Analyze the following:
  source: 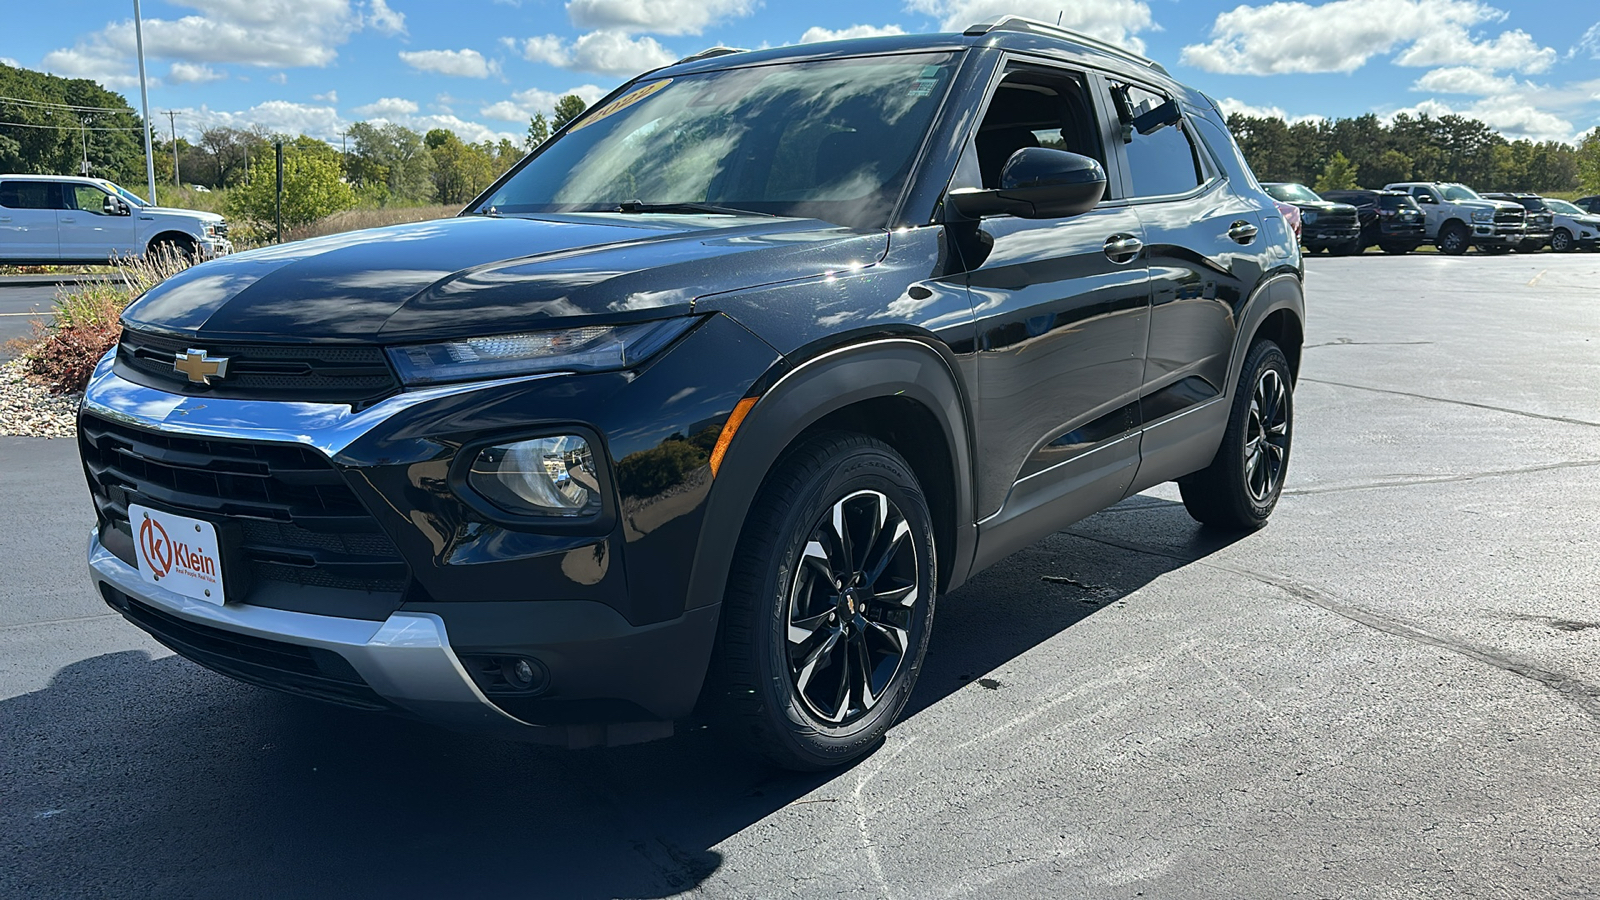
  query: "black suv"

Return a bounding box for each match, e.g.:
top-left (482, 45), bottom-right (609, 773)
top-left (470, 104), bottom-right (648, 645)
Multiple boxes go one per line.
top-left (1317, 189), bottom-right (1426, 254)
top-left (80, 18), bottom-right (1303, 770)
top-left (1262, 183), bottom-right (1362, 255)
top-left (1482, 193), bottom-right (1555, 253)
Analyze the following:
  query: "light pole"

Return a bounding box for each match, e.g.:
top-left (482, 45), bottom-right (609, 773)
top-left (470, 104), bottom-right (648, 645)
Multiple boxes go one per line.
top-left (134, 0), bottom-right (157, 205)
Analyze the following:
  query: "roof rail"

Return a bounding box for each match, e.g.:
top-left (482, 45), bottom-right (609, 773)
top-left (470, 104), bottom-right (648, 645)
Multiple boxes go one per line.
top-left (964, 16), bottom-right (1167, 74)
top-left (674, 46), bottom-right (748, 66)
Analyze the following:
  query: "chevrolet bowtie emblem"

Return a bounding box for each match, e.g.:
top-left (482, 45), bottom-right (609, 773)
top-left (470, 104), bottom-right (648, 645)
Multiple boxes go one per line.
top-left (173, 348), bottom-right (229, 385)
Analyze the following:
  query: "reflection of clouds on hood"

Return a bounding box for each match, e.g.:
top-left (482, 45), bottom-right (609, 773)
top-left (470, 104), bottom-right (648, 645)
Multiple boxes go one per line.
top-left (609, 288), bottom-right (694, 312)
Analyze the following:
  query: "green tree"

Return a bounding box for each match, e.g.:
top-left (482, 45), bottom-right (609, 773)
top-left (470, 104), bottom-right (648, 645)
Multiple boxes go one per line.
top-left (1366, 149), bottom-right (1413, 188)
top-left (226, 140), bottom-right (356, 235)
top-left (1577, 128), bottom-right (1600, 194)
top-left (526, 113), bottom-right (550, 150)
top-left (1313, 151), bottom-right (1360, 193)
top-left (424, 128), bottom-right (496, 204)
top-left (0, 60), bottom-right (146, 186)
top-left (552, 94), bottom-right (588, 131)
top-left (345, 121), bottom-right (432, 203)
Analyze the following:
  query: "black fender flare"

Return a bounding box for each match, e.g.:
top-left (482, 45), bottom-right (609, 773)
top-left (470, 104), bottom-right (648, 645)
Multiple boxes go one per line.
top-left (1223, 272), bottom-right (1305, 399)
top-left (684, 337), bottom-right (978, 612)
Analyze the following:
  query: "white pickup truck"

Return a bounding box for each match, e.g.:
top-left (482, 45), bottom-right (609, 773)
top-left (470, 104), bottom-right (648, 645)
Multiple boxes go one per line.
top-left (1383, 181), bottom-right (1525, 255)
top-left (0, 174), bottom-right (232, 265)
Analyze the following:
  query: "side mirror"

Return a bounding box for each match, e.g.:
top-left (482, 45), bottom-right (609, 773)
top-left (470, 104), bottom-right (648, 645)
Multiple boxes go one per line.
top-left (1130, 99), bottom-right (1182, 136)
top-left (104, 196), bottom-right (130, 216)
top-left (948, 148), bottom-right (1106, 220)
top-left (1416, 195), bottom-right (1436, 205)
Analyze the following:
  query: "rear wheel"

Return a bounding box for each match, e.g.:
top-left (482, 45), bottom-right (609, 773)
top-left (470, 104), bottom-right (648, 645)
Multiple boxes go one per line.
top-left (1517, 239), bottom-right (1545, 253)
top-left (1551, 229), bottom-right (1574, 253)
top-left (1330, 238), bottom-right (1362, 256)
top-left (1379, 242), bottom-right (1414, 255)
top-left (713, 432), bottom-right (937, 770)
top-left (1437, 224), bottom-right (1470, 255)
top-left (1179, 341), bottom-right (1293, 531)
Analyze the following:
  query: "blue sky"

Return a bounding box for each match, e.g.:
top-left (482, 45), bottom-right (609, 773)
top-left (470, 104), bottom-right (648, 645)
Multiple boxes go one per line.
top-left (7, 1), bottom-right (1599, 145)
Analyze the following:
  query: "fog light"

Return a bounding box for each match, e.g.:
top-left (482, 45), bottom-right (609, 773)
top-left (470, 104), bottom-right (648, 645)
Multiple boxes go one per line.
top-left (469, 435), bottom-right (601, 517)
top-left (511, 659), bottom-right (535, 686)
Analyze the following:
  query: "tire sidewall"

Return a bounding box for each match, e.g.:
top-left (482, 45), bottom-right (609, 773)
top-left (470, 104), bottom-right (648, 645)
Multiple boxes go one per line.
top-left (754, 444), bottom-right (937, 766)
top-left (1232, 343), bottom-right (1293, 524)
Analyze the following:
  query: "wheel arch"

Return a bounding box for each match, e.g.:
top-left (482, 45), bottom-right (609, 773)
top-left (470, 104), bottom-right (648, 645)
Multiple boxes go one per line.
top-left (1228, 273), bottom-right (1305, 397)
top-left (686, 338), bottom-right (978, 614)
top-left (146, 230), bottom-right (198, 255)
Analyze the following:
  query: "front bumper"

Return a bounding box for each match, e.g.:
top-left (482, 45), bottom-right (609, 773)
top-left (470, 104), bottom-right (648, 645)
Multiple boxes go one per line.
top-left (198, 236), bottom-right (233, 259)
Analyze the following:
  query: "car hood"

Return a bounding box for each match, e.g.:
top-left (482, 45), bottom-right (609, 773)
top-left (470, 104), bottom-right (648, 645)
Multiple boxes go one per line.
top-left (140, 206), bottom-right (224, 223)
top-left (122, 214), bottom-right (887, 343)
top-left (1288, 201), bottom-right (1357, 215)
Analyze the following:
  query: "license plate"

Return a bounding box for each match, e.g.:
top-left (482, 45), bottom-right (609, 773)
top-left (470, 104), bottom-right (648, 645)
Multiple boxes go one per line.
top-left (130, 504), bottom-right (226, 605)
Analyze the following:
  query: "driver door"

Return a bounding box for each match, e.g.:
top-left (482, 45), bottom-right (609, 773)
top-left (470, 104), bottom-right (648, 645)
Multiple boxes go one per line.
top-left (59, 183), bottom-right (138, 262)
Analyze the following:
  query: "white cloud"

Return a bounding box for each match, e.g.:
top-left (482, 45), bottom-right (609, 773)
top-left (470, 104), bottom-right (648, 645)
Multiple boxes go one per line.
top-left (1573, 22), bottom-right (1600, 59)
top-left (1217, 97), bottom-right (1325, 125)
top-left (352, 96), bottom-right (420, 117)
top-left (513, 31), bottom-right (676, 77)
top-left (313, 90), bottom-right (338, 102)
top-left (1387, 94), bottom-right (1576, 143)
top-left (1182, 0), bottom-right (1555, 76)
top-left (175, 99), bottom-right (346, 141)
top-left (1412, 66), bottom-right (1517, 95)
top-left (480, 84), bottom-right (609, 121)
top-left (167, 62), bottom-right (227, 84)
top-left (566, 0), bottom-right (755, 36)
top-left (270, 72), bottom-right (289, 85)
top-left (905, 0), bottom-right (1154, 54)
top-left (405, 113), bottom-right (519, 144)
top-left (399, 48), bottom-right (499, 78)
top-left (0, 58), bottom-right (19, 69)
top-left (800, 24), bottom-right (906, 44)
top-left (367, 0), bottom-right (406, 36)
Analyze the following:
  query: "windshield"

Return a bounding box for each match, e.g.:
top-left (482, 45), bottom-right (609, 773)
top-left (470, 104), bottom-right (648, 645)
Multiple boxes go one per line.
top-left (474, 53), bottom-right (958, 229)
top-left (1547, 198), bottom-right (1583, 215)
top-left (1265, 183), bottom-right (1321, 203)
top-left (1378, 194), bottom-right (1417, 210)
top-left (1440, 184), bottom-right (1481, 202)
top-left (104, 183), bottom-right (147, 207)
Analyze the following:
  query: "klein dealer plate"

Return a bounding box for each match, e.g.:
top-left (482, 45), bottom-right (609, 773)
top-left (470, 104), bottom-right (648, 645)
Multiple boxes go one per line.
top-left (130, 503), bottom-right (226, 606)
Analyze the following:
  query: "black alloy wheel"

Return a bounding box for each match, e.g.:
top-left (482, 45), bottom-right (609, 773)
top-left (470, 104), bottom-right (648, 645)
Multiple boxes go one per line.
top-left (1438, 224), bottom-right (1470, 255)
top-left (1179, 340), bottom-right (1294, 530)
top-left (713, 432), bottom-right (936, 770)
top-left (1552, 229), bottom-right (1573, 253)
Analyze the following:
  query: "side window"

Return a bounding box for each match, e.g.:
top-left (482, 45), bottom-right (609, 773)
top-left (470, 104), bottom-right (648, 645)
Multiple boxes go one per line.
top-left (0, 181), bottom-right (65, 210)
top-left (68, 185), bottom-right (114, 215)
top-left (1111, 83), bottom-right (1204, 198)
top-left (959, 66), bottom-right (1107, 194)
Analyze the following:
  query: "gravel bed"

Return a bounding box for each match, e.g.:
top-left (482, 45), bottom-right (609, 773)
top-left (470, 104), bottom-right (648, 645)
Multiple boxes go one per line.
top-left (0, 358), bottom-right (80, 438)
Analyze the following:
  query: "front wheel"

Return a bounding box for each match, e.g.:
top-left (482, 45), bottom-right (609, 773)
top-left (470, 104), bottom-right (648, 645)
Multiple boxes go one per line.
top-left (1551, 229), bottom-right (1573, 253)
top-left (1179, 341), bottom-right (1293, 531)
top-left (1437, 224), bottom-right (1470, 255)
top-left (713, 432), bottom-right (937, 770)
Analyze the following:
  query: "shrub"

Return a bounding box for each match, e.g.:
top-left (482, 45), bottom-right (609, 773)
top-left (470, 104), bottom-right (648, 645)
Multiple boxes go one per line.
top-left (24, 321), bottom-right (122, 394)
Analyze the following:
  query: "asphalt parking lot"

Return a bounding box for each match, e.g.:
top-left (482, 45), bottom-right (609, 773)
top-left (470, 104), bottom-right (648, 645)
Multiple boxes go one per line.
top-left (3, 252), bottom-right (1598, 899)
top-left (0, 283), bottom-right (62, 356)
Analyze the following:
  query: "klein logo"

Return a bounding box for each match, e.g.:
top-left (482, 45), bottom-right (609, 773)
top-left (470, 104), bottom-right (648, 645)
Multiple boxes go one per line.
top-left (138, 516), bottom-right (174, 577)
top-left (173, 348), bottom-right (229, 385)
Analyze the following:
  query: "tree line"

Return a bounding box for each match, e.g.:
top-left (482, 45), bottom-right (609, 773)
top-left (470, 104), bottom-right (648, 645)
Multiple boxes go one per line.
top-left (1226, 111), bottom-right (1600, 195)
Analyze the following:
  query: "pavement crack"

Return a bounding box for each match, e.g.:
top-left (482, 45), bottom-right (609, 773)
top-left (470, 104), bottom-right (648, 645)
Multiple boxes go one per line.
top-left (1282, 459), bottom-right (1600, 496)
top-left (1300, 377), bottom-right (1600, 428)
top-left (0, 613), bottom-right (119, 632)
top-left (1061, 530), bottom-right (1600, 728)
top-left (1304, 338), bottom-right (1434, 349)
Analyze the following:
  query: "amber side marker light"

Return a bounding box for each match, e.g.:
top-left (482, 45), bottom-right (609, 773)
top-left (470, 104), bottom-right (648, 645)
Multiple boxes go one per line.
top-left (709, 397), bottom-right (759, 476)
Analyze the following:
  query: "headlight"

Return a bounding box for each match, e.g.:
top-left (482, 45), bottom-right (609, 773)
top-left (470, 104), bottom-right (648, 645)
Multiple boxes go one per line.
top-left (387, 318), bottom-right (697, 385)
top-left (1471, 210), bottom-right (1494, 223)
top-left (468, 435), bottom-right (601, 517)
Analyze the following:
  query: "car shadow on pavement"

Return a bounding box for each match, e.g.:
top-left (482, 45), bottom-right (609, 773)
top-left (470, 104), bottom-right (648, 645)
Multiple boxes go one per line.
top-left (2, 496), bottom-right (1240, 899)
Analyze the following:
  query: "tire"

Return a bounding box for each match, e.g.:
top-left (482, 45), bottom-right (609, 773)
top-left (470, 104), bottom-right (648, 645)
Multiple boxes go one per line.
top-left (1437, 224), bottom-right (1470, 255)
top-left (712, 432), bottom-right (937, 770)
top-left (1517, 239), bottom-right (1544, 254)
top-left (1484, 245), bottom-right (1512, 255)
top-left (1379, 242), bottom-right (1414, 255)
top-left (1551, 229), bottom-right (1574, 253)
top-left (147, 236), bottom-right (196, 264)
top-left (1330, 238), bottom-right (1361, 256)
top-left (1178, 341), bottom-right (1293, 531)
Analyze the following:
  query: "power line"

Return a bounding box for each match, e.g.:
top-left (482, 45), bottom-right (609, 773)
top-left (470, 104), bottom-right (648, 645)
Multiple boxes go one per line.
top-left (0, 119), bottom-right (143, 131)
top-left (0, 95), bottom-right (132, 113)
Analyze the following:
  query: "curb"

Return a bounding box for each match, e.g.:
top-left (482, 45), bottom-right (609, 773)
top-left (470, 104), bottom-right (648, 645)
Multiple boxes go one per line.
top-left (0, 274), bottom-right (119, 287)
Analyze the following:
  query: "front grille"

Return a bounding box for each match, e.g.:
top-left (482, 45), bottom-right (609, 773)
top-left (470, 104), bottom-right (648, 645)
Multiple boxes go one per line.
top-left (101, 584), bottom-right (391, 711)
top-left (1321, 210), bottom-right (1358, 227)
top-left (115, 328), bottom-right (399, 406)
top-left (1494, 209), bottom-right (1525, 233)
top-left (81, 414), bottom-right (409, 594)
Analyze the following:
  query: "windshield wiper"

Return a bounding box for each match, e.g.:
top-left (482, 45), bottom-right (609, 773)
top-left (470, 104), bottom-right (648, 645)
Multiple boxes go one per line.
top-left (613, 200), bottom-right (777, 217)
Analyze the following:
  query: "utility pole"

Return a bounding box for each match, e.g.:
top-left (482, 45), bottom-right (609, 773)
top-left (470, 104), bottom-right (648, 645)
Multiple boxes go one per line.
top-left (133, 0), bottom-right (157, 205)
top-left (164, 110), bottom-right (180, 188)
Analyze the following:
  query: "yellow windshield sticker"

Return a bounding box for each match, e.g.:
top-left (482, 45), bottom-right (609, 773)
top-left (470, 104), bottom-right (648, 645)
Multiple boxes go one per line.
top-left (568, 79), bottom-right (673, 133)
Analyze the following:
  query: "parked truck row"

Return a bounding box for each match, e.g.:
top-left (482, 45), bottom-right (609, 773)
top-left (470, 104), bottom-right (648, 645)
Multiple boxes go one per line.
top-left (1263, 181), bottom-right (1600, 256)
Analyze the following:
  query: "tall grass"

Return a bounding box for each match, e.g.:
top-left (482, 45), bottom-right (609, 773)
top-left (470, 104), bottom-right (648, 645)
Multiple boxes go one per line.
top-left (281, 204), bottom-right (459, 242)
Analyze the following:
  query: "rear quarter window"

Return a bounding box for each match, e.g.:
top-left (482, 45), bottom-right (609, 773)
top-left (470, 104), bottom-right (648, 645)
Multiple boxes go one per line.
top-left (0, 181), bottom-right (63, 210)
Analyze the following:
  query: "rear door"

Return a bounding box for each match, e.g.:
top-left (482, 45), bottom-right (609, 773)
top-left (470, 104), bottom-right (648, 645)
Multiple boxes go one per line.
top-left (59, 182), bottom-right (139, 262)
top-left (1112, 80), bottom-right (1266, 493)
top-left (0, 180), bottom-right (63, 261)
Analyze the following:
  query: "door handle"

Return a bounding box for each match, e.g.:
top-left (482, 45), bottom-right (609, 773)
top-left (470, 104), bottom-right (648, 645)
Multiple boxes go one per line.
top-left (1228, 220), bottom-right (1258, 244)
top-left (1104, 233), bottom-right (1143, 263)
top-left (59, 216), bottom-right (77, 224)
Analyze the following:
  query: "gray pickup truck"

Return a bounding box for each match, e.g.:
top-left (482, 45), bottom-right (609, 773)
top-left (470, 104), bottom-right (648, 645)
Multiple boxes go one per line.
top-left (1384, 181), bottom-right (1525, 255)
